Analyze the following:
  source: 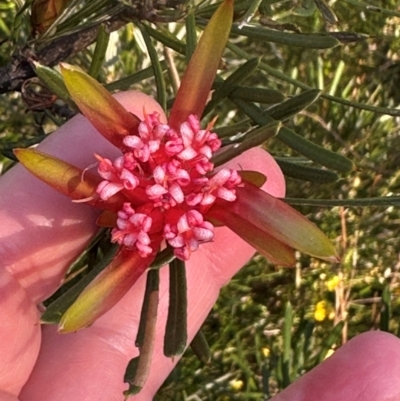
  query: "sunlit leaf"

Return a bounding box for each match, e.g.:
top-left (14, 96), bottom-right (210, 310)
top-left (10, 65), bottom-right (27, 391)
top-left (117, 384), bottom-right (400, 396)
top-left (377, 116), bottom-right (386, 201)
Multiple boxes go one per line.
top-left (61, 63), bottom-right (141, 148)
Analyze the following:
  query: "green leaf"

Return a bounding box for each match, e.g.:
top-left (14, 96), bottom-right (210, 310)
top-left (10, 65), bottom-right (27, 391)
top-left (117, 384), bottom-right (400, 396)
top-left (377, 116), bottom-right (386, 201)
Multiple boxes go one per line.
top-left (33, 62), bottom-right (77, 110)
top-left (293, 0), bottom-right (316, 17)
top-left (318, 321), bottom-right (345, 362)
top-left (138, 23), bottom-right (167, 112)
top-left (164, 258), bottom-right (188, 357)
top-left (144, 23), bottom-right (186, 54)
top-left (135, 269), bottom-right (160, 348)
top-left (228, 86), bottom-right (285, 104)
top-left (88, 24), bottom-right (110, 79)
top-left (185, 9), bottom-right (197, 62)
top-left (277, 127), bottom-right (353, 173)
top-left (266, 89), bottom-right (322, 121)
top-left (314, 0), bottom-right (338, 24)
top-left (283, 196), bottom-right (400, 207)
top-left (227, 41), bottom-right (400, 117)
top-left (105, 62), bottom-right (167, 92)
top-left (203, 57), bottom-right (260, 116)
top-left (190, 329), bottom-right (211, 364)
top-left (230, 24), bottom-right (339, 49)
top-left (212, 119), bottom-right (280, 167)
top-left (380, 286), bottom-right (391, 332)
top-left (124, 269), bottom-right (160, 396)
top-left (282, 302), bottom-right (293, 387)
top-left (276, 158), bottom-right (339, 183)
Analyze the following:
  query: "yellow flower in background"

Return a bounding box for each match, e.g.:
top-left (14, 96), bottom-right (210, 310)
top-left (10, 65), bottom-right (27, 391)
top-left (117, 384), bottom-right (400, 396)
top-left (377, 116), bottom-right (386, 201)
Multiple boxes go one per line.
top-left (326, 275), bottom-right (340, 291)
top-left (262, 347), bottom-right (271, 357)
top-left (229, 379), bottom-right (244, 391)
top-left (314, 300), bottom-right (328, 321)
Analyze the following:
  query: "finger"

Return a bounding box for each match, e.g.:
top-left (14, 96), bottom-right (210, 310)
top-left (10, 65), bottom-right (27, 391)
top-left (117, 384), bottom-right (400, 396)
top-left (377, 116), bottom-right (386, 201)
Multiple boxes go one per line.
top-left (271, 331), bottom-right (400, 401)
top-left (20, 148), bottom-right (285, 400)
top-left (0, 269), bottom-right (40, 396)
top-left (0, 390), bottom-right (19, 401)
top-left (0, 91), bottom-right (164, 396)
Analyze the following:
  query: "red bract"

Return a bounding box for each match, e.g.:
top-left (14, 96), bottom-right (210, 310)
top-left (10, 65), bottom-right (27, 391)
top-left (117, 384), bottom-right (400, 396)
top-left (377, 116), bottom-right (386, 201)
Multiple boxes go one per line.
top-left (14, 0), bottom-right (338, 333)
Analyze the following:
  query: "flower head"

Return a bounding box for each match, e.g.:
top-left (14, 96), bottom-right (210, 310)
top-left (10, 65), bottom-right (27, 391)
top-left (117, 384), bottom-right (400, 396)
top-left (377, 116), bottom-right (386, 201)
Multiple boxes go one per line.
top-left (14, 0), bottom-right (338, 335)
top-left (94, 110), bottom-right (241, 261)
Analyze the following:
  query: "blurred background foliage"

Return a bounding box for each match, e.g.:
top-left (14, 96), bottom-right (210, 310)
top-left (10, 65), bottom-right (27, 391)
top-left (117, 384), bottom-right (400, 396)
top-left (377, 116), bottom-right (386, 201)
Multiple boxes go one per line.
top-left (1, 0), bottom-right (400, 399)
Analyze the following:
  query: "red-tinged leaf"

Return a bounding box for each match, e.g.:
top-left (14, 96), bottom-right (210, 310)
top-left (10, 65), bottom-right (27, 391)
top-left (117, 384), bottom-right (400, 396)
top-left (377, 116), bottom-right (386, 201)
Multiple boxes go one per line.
top-left (169, 0), bottom-right (233, 128)
top-left (59, 248), bottom-right (154, 333)
top-left (60, 64), bottom-right (141, 148)
top-left (208, 205), bottom-right (296, 266)
top-left (14, 148), bottom-right (125, 211)
top-left (239, 170), bottom-right (267, 188)
top-left (218, 182), bottom-right (339, 262)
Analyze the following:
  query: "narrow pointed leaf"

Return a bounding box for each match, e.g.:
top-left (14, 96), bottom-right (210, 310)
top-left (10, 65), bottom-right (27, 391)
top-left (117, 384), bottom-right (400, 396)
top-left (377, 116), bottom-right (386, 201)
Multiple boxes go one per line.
top-left (228, 85), bottom-right (285, 104)
top-left (60, 64), bottom-right (141, 148)
top-left (276, 158), bottom-right (339, 183)
top-left (124, 269), bottom-right (160, 396)
top-left (267, 89), bottom-right (321, 121)
top-left (138, 23), bottom-right (167, 111)
top-left (14, 148), bottom-right (125, 211)
top-left (277, 127), bottom-right (354, 173)
top-left (190, 329), bottom-right (211, 364)
top-left (185, 9), bottom-right (197, 62)
top-left (230, 24), bottom-right (339, 49)
top-left (164, 258), bottom-right (187, 357)
top-left (314, 0), bottom-right (338, 24)
top-left (208, 205), bottom-right (296, 266)
top-left (149, 246), bottom-right (175, 270)
top-left (203, 57), bottom-right (260, 116)
top-left (88, 25), bottom-right (110, 80)
top-left (33, 62), bottom-right (77, 110)
top-left (135, 269), bottom-right (160, 348)
top-left (213, 119), bottom-right (280, 167)
top-left (219, 182), bottom-right (338, 262)
top-left (59, 248), bottom-right (154, 333)
top-left (169, 0), bottom-right (233, 128)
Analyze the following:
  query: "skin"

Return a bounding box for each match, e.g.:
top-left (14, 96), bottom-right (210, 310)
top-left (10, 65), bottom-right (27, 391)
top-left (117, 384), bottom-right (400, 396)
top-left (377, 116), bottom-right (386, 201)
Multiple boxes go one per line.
top-left (0, 91), bottom-right (399, 401)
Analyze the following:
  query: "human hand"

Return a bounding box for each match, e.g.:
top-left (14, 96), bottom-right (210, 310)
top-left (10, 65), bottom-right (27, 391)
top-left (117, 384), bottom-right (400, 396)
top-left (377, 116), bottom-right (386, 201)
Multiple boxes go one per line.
top-left (1, 91), bottom-right (399, 401)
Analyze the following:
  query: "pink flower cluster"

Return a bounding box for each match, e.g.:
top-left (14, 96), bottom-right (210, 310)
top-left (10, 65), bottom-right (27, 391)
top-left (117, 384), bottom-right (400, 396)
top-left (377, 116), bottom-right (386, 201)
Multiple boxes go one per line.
top-left (95, 112), bottom-right (241, 260)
